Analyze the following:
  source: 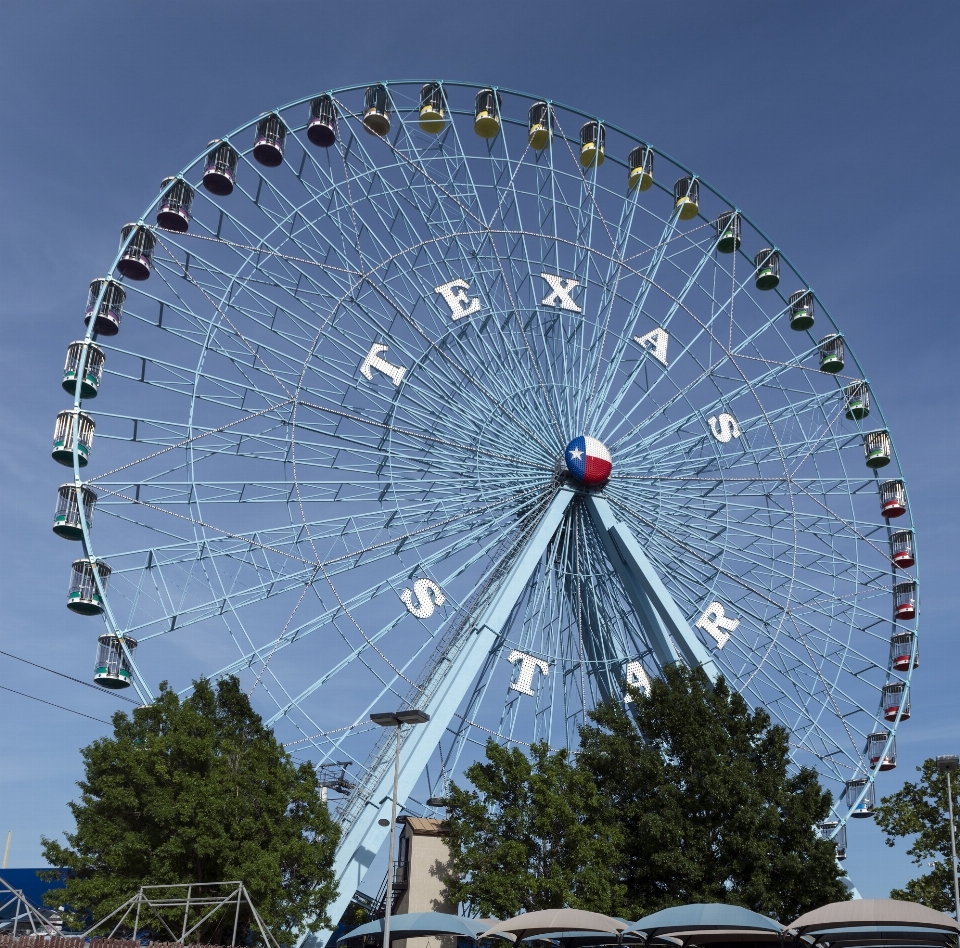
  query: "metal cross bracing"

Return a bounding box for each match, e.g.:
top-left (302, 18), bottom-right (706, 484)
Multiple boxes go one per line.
top-left (57, 80), bottom-right (916, 936)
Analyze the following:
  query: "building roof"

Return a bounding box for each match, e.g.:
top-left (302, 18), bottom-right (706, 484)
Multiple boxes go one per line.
top-left (402, 816), bottom-right (446, 836)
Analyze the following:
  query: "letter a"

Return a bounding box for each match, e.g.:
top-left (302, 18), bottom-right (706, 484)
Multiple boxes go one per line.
top-left (634, 328), bottom-right (669, 366)
top-left (624, 660), bottom-right (651, 701)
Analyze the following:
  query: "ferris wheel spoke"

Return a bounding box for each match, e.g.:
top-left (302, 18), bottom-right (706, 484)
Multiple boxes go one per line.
top-left (258, 496), bottom-right (556, 724)
top-left (579, 187), bottom-right (655, 428)
top-left (113, 488), bottom-right (519, 644)
top-left (213, 509), bottom-right (529, 710)
top-left (589, 229), bottom-right (726, 429)
top-left (150, 235), bottom-right (328, 403)
top-left (358, 274), bottom-right (562, 455)
top-left (621, 488), bottom-right (889, 617)
top-left (603, 331), bottom-right (820, 453)
top-left (614, 382), bottom-right (855, 477)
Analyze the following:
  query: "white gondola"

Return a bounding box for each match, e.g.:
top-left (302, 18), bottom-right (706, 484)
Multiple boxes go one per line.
top-left (879, 479), bottom-right (906, 518)
top-left (863, 429), bottom-right (891, 468)
top-left (53, 484), bottom-right (97, 540)
top-left (754, 248), bottom-right (780, 290)
top-left (890, 630), bottom-right (918, 672)
top-left (844, 381), bottom-right (871, 420)
top-left (253, 113), bottom-right (287, 166)
top-left (116, 224), bottom-right (155, 281)
top-left (67, 558), bottom-right (111, 615)
top-left (867, 730), bottom-right (896, 771)
top-left (52, 409), bottom-right (95, 467)
top-left (882, 682), bottom-right (910, 722)
top-left (62, 341), bottom-right (105, 399)
top-left (157, 177), bottom-right (194, 232)
top-left (307, 95), bottom-right (337, 147)
top-left (203, 139), bottom-right (239, 195)
top-left (674, 176), bottom-right (699, 220)
top-left (94, 634), bottom-right (137, 689)
top-left (893, 580), bottom-right (916, 620)
top-left (419, 82), bottom-right (447, 134)
top-left (788, 290), bottom-right (815, 331)
top-left (628, 144), bottom-right (654, 191)
top-left (845, 777), bottom-right (875, 818)
top-left (84, 278), bottom-right (125, 336)
top-left (818, 333), bottom-right (844, 373)
top-left (527, 101), bottom-right (553, 150)
top-left (819, 820), bottom-right (847, 860)
top-left (714, 211), bottom-right (741, 253)
top-left (363, 84), bottom-right (391, 136)
top-left (889, 529), bottom-right (915, 569)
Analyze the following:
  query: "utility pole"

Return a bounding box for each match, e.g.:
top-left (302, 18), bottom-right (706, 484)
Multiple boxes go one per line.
top-left (936, 755), bottom-right (960, 922)
top-left (370, 710), bottom-right (430, 948)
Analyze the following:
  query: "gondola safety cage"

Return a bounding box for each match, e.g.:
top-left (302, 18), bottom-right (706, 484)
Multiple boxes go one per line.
top-left (628, 145), bottom-right (654, 191)
top-left (203, 139), bottom-right (239, 195)
top-left (62, 341), bottom-right (105, 399)
top-left (419, 82), bottom-right (447, 134)
top-left (474, 88), bottom-right (502, 139)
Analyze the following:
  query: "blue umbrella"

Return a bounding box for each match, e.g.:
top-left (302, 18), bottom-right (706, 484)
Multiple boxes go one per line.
top-left (339, 913), bottom-right (511, 944)
top-left (627, 905), bottom-right (783, 938)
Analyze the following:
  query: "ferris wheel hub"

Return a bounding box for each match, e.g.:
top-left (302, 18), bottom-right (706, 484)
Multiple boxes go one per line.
top-left (564, 435), bottom-right (613, 486)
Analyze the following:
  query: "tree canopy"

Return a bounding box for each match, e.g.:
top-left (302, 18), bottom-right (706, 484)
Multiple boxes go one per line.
top-left (578, 665), bottom-right (848, 919)
top-left (445, 665), bottom-right (848, 920)
top-left (443, 740), bottom-right (622, 917)
top-left (41, 676), bottom-right (340, 945)
top-left (874, 758), bottom-right (959, 912)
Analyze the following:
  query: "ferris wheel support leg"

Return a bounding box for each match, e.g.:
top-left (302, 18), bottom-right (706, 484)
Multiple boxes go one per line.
top-left (585, 495), bottom-right (719, 683)
top-left (299, 487), bottom-right (576, 948)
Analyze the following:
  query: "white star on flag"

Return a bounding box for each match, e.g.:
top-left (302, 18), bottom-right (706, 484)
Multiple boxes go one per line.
top-left (569, 448), bottom-right (584, 460)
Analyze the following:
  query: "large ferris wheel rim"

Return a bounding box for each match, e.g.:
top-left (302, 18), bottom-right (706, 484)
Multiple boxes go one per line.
top-left (103, 77), bottom-right (894, 431)
top-left (67, 77), bottom-right (916, 839)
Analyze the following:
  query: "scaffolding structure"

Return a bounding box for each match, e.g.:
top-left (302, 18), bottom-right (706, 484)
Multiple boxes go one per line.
top-left (81, 881), bottom-right (278, 948)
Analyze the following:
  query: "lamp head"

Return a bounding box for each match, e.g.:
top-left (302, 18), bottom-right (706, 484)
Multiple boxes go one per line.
top-left (370, 709), bottom-right (431, 727)
top-left (936, 755), bottom-right (959, 773)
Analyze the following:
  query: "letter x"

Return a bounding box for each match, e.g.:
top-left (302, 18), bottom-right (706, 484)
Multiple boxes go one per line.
top-left (540, 273), bottom-right (582, 313)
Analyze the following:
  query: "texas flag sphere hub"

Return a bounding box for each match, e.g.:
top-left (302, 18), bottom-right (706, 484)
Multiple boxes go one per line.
top-left (565, 436), bottom-right (613, 486)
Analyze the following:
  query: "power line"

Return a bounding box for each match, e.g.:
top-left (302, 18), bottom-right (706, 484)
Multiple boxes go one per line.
top-left (0, 685), bottom-right (112, 725)
top-left (0, 649), bottom-right (139, 703)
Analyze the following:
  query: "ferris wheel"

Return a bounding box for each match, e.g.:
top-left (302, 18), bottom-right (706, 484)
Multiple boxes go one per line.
top-left (52, 80), bottom-right (917, 924)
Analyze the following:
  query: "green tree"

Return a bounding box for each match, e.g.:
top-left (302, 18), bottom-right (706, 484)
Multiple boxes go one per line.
top-left (443, 739), bottom-right (622, 917)
top-left (577, 665), bottom-right (848, 919)
top-left (874, 758), bottom-right (959, 912)
top-left (41, 677), bottom-right (340, 945)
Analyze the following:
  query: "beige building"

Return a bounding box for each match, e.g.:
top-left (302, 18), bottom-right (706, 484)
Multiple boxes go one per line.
top-left (393, 817), bottom-right (457, 948)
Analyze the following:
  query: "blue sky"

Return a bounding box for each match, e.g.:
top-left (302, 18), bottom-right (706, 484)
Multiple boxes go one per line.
top-left (1, 0), bottom-right (958, 904)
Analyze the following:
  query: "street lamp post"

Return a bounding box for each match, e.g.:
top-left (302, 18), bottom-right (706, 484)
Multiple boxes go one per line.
top-left (370, 709), bottom-right (430, 948)
top-left (937, 754), bottom-right (960, 921)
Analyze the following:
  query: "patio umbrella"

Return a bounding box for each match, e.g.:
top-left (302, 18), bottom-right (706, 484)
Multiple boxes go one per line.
top-left (339, 912), bottom-right (513, 944)
top-left (791, 924), bottom-right (960, 948)
top-left (627, 905), bottom-right (783, 939)
top-left (787, 901), bottom-right (960, 937)
top-left (482, 910), bottom-right (628, 943)
top-left (522, 930), bottom-right (647, 948)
